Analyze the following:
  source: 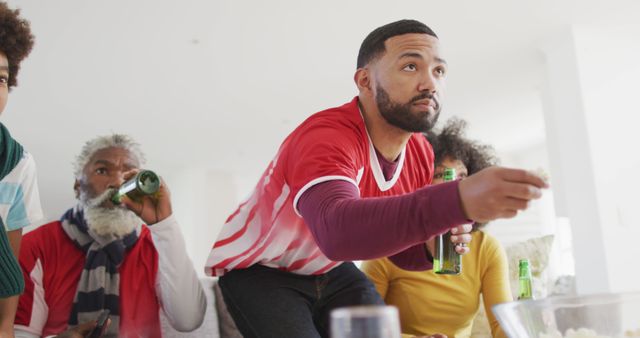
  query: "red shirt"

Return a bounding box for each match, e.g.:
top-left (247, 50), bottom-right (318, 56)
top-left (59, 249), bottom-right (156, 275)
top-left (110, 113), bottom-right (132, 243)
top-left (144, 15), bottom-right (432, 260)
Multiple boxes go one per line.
top-left (15, 221), bottom-right (161, 338)
top-left (205, 97), bottom-right (435, 276)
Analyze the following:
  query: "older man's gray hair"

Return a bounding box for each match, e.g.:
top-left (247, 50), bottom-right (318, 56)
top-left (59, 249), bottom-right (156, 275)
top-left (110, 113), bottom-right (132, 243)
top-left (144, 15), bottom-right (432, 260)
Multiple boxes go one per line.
top-left (73, 134), bottom-right (146, 179)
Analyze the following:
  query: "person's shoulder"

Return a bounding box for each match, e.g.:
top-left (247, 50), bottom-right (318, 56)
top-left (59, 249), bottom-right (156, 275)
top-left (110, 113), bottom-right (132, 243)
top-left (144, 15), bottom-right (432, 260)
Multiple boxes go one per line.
top-left (23, 220), bottom-right (64, 243)
top-left (24, 220), bottom-right (62, 234)
top-left (15, 151), bottom-right (36, 172)
top-left (362, 257), bottom-right (391, 270)
top-left (409, 132), bottom-right (430, 145)
top-left (475, 230), bottom-right (507, 260)
top-left (476, 230), bottom-right (501, 247)
top-left (20, 150), bottom-right (36, 165)
top-left (135, 224), bottom-right (161, 254)
top-left (407, 133), bottom-right (433, 157)
top-left (21, 220), bottom-right (66, 260)
top-left (21, 152), bottom-right (37, 174)
top-left (282, 97), bottom-right (367, 162)
top-left (361, 257), bottom-right (396, 277)
top-left (294, 98), bottom-right (364, 137)
top-left (1, 151), bottom-right (36, 183)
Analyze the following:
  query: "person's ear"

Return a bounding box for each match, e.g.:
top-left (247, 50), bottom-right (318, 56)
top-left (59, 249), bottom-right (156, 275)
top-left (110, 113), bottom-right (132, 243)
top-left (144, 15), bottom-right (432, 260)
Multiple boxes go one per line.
top-left (73, 179), bottom-right (80, 199)
top-left (354, 68), bottom-right (373, 95)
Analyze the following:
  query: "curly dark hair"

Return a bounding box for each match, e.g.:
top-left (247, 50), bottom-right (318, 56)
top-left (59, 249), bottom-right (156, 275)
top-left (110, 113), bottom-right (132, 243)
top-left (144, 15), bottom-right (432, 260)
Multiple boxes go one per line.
top-left (425, 118), bottom-right (498, 175)
top-left (0, 1), bottom-right (34, 88)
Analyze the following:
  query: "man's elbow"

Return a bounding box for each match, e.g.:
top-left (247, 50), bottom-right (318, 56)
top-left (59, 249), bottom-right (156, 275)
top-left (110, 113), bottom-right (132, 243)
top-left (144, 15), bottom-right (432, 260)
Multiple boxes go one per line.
top-left (323, 250), bottom-right (344, 262)
top-left (312, 224), bottom-right (361, 261)
top-left (168, 294), bottom-right (207, 332)
top-left (317, 240), bottom-right (357, 261)
top-left (172, 317), bottom-right (204, 333)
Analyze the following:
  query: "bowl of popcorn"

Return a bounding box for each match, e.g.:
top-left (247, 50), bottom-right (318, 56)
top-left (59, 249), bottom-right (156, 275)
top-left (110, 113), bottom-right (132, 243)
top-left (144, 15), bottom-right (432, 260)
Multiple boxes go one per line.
top-left (493, 292), bottom-right (640, 338)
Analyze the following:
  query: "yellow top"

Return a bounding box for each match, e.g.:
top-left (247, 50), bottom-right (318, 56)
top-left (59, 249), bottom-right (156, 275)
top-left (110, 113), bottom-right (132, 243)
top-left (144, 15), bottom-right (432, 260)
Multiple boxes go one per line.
top-left (362, 231), bottom-right (511, 338)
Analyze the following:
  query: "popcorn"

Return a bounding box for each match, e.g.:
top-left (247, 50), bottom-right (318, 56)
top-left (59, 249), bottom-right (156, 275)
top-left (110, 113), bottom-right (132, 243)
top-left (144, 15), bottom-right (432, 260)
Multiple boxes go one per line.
top-left (564, 328), bottom-right (612, 338)
top-left (530, 167), bottom-right (550, 184)
top-left (539, 328), bottom-right (640, 338)
top-left (626, 329), bottom-right (640, 337)
top-left (539, 330), bottom-right (564, 338)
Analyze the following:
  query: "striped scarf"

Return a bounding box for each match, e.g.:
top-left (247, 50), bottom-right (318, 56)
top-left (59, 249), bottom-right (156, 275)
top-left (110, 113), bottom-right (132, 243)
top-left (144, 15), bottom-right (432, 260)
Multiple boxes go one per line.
top-left (60, 206), bottom-right (140, 337)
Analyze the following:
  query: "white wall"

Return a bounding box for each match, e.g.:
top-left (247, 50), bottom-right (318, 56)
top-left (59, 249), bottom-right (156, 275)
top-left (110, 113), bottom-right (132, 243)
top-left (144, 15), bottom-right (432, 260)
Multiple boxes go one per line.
top-left (574, 24), bottom-right (640, 293)
top-left (542, 24), bottom-right (640, 294)
top-left (165, 168), bottom-right (240, 276)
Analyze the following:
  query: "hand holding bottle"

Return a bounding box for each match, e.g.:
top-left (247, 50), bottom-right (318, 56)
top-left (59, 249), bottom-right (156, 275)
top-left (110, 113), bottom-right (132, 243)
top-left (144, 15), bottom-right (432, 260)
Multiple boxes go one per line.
top-left (433, 168), bottom-right (466, 274)
top-left (458, 167), bottom-right (548, 223)
top-left (426, 224), bottom-right (472, 257)
top-left (118, 169), bottom-right (172, 225)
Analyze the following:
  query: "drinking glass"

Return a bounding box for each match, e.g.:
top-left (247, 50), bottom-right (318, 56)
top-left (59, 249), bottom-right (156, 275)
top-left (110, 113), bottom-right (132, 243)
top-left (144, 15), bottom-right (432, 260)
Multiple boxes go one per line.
top-left (330, 305), bottom-right (401, 338)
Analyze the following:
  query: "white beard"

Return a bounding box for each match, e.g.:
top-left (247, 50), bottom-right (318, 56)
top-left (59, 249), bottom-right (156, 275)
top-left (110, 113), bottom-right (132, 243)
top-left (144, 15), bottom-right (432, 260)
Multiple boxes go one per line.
top-left (80, 188), bottom-right (141, 237)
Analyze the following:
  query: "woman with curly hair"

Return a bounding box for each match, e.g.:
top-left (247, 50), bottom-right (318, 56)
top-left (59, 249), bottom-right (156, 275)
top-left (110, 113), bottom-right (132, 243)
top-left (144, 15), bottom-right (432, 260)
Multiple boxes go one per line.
top-left (0, 2), bottom-right (42, 337)
top-left (362, 118), bottom-right (511, 338)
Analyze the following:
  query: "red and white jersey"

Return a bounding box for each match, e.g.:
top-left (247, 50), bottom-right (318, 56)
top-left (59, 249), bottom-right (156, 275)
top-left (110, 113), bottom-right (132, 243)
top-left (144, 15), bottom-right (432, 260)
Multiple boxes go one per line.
top-left (205, 97), bottom-right (434, 276)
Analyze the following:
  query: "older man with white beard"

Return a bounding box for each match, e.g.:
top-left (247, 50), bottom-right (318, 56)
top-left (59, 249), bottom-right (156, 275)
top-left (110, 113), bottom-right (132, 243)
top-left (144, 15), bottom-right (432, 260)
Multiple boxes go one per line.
top-left (12, 134), bottom-right (206, 338)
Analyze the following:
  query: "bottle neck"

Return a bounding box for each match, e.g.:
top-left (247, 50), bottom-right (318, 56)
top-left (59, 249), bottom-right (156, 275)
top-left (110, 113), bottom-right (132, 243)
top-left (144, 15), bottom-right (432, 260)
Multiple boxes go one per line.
top-left (518, 261), bottom-right (532, 279)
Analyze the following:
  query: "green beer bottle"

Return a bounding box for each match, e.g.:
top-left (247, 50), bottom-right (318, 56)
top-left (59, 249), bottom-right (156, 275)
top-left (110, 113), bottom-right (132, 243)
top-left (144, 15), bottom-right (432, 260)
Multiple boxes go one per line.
top-left (434, 168), bottom-right (462, 275)
top-left (111, 170), bottom-right (161, 205)
top-left (517, 259), bottom-right (534, 300)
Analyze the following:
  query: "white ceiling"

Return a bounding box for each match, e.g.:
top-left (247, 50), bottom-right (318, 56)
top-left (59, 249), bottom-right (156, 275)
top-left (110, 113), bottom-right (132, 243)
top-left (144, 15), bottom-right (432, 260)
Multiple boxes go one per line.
top-left (4, 0), bottom-right (640, 216)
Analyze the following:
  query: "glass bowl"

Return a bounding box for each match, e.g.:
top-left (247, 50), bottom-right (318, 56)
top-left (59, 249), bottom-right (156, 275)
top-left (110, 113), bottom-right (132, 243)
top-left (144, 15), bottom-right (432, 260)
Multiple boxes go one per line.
top-left (493, 292), bottom-right (640, 337)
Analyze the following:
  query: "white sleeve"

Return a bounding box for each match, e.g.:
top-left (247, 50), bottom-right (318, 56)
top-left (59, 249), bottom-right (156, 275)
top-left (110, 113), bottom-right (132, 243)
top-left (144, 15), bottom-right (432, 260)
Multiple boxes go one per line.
top-left (20, 154), bottom-right (44, 226)
top-left (149, 215), bottom-right (206, 332)
top-left (13, 329), bottom-right (40, 338)
top-left (4, 153), bottom-right (43, 230)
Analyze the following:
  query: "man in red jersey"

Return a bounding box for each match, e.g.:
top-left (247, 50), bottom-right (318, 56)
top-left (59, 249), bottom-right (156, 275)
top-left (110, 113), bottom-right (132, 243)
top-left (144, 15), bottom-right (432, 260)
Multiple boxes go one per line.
top-left (206, 19), bottom-right (547, 338)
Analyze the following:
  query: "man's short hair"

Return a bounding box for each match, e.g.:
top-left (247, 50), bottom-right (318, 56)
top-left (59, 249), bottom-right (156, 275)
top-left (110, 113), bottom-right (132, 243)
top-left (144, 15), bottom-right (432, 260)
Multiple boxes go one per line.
top-left (0, 2), bottom-right (35, 88)
top-left (74, 134), bottom-right (146, 179)
top-left (357, 19), bottom-right (438, 69)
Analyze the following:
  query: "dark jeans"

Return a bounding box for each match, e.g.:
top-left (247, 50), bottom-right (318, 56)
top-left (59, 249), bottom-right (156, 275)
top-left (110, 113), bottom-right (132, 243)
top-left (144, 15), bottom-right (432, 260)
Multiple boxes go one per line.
top-left (218, 262), bottom-right (384, 338)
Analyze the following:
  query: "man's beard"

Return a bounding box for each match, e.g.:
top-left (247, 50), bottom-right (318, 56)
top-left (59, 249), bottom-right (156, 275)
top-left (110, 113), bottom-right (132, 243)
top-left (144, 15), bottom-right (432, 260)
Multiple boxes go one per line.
top-left (80, 188), bottom-right (141, 237)
top-left (376, 85), bottom-right (441, 133)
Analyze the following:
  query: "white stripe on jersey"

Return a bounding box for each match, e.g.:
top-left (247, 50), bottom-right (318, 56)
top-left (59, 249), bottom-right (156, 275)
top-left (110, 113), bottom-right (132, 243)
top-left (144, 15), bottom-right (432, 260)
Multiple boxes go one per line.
top-left (15, 259), bottom-right (48, 337)
top-left (292, 175), bottom-right (359, 217)
top-left (270, 184), bottom-right (289, 223)
top-left (205, 183), bottom-right (290, 269)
